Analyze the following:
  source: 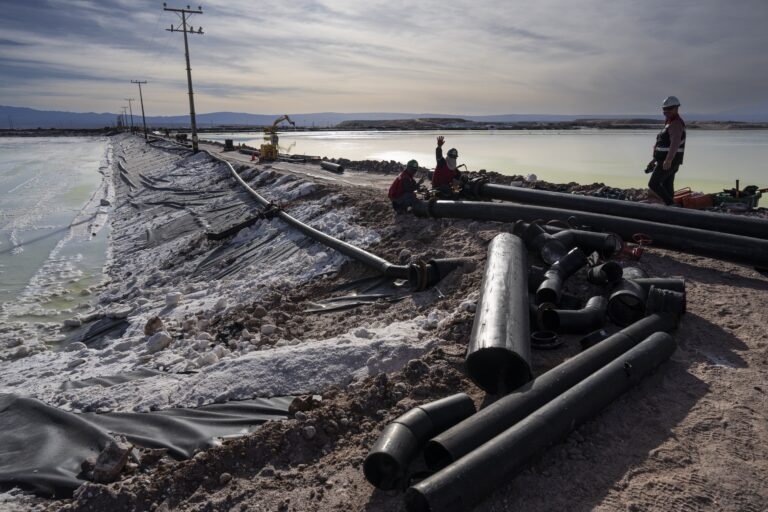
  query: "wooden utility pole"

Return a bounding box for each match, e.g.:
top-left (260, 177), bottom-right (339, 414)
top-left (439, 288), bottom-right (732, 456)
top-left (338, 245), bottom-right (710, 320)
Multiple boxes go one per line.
top-left (121, 106), bottom-right (128, 132)
top-left (163, 3), bottom-right (203, 153)
top-left (124, 98), bottom-right (135, 132)
top-left (131, 80), bottom-right (149, 141)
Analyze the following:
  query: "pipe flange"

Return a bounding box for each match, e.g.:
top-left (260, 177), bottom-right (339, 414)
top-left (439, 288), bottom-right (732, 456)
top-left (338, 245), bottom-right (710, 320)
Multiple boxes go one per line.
top-left (531, 330), bottom-right (562, 350)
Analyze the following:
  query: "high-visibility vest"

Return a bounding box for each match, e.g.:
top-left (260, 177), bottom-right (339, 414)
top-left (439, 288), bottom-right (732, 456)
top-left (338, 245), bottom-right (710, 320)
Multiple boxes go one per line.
top-left (654, 115), bottom-right (686, 164)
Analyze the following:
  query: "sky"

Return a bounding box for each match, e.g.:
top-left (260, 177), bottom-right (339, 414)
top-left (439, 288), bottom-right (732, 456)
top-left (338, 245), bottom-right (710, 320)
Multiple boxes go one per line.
top-left (1, 0), bottom-right (767, 117)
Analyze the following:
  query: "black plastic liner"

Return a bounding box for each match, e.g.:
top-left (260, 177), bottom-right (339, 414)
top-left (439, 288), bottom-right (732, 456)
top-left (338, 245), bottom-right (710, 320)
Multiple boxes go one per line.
top-left (0, 394), bottom-right (291, 498)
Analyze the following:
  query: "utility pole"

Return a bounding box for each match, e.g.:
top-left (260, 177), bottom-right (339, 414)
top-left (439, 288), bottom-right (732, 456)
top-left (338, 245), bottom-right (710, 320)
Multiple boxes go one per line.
top-left (121, 106), bottom-right (128, 132)
top-left (131, 80), bottom-right (149, 141)
top-left (124, 98), bottom-right (135, 133)
top-left (163, 3), bottom-right (203, 153)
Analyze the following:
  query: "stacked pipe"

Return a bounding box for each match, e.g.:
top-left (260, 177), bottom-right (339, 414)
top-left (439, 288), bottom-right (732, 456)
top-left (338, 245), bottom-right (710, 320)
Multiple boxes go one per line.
top-left (411, 199), bottom-right (768, 268)
top-left (470, 179), bottom-right (768, 241)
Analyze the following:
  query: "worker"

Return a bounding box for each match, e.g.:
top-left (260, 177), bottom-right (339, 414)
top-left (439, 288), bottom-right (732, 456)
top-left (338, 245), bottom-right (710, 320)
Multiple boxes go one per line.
top-left (432, 136), bottom-right (462, 197)
top-left (646, 96), bottom-right (686, 205)
top-left (388, 159), bottom-right (422, 213)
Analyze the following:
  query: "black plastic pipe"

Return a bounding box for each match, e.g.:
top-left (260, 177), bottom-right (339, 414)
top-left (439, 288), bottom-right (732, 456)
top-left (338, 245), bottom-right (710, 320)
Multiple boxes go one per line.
top-left (515, 221), bottom-right (567, 264)
top-left (408, 258), bottom-right (471, 291)
top-left (587, 261), bottom-right (623, 286)
top-left (466, 233), bottom-right (532, 394)
top-left (645, 286), bottom-right (686, 317)
top-left (607, 278), bottom-right (686, 326)
top-left (411, 200), bottom-right (768, 268)
top-left (320, 161), bottom-right (344, 173)
top-left (363, 393), bottom-right (475, 491)
top-left (630, 278), bottom-right (686, 294)
top-left (536, 247), bottom-right (588, 305)
top-left (407, 331), bottom-right (677, 512)
top-left (423, 313), bottom-right (676, 470)
top-left (538, 295), bottom-right (608, 334)
top-left (210, 151), bottom-right (410, 279)
top-left (514, 221), bottom-right (622, 260)
top-left (475, 181), bottom-right (768, 241)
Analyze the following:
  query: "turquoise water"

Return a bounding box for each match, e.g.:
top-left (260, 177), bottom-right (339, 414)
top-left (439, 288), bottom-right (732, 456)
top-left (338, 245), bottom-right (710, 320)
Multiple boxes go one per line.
top-left (202, 129), bottom-right (768, 191)
top-left (0, 136), bottom-right (109, 322)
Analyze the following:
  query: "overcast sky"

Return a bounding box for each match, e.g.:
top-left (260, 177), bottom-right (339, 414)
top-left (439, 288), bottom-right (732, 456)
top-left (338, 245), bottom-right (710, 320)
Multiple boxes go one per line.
top-left (1, 0), bottom-right (767, 116)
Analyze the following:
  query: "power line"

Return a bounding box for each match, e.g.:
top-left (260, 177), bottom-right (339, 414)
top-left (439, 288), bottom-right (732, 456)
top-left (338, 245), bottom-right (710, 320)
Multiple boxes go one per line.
top-left (124, 98), bottom-right (135, 132)
top-left (163, 3), bottom-right (204, 153)
top-left (131, 80), bottom-right (149, 141)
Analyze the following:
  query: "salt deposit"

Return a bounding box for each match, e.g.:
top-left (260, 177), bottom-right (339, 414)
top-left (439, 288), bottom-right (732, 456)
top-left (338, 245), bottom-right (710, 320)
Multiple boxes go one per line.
top-left (0, 134), bottom-right (442, 413)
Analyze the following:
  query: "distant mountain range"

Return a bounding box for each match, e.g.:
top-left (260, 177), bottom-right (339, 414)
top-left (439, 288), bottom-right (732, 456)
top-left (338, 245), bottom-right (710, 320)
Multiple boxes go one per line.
top-left (2, 105), bottom-right (767, 129)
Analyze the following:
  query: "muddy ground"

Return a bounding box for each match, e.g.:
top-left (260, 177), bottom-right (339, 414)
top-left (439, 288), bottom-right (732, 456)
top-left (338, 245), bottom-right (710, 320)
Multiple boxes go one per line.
top-left (34, 151), bottom-right (768, 512)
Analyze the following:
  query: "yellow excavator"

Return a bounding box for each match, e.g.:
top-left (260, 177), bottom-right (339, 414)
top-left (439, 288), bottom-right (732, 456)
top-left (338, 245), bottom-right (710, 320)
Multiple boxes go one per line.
top-left (260, 114), bottom-right (296, 161)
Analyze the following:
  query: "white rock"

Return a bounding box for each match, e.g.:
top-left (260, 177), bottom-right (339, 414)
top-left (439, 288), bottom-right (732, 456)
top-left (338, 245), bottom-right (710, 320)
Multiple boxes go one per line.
top-left (197, 351), bottom-right (219, 366)
top-left (214, 297), bottom-right (227, 311)
top-left (107, 306), bottom-right (132, 319)
top-left (261, 324), bottom-right (277, 336)
top-left (165, 292), bottom-right (183, 307)
top-left (353, 328), bottom-right (374, 339)
top-left (198, 332), bottom-right (213, 341)
top-left (241, 329), bottom-right (253, 340)
top-left (147, 331), bottom-right (173, 353)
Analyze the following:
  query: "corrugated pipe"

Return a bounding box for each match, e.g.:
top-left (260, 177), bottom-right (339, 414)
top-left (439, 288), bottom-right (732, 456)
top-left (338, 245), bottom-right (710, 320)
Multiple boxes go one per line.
top-left (472, 180), bottom-right (768, 242)
top-left (535, 247), bottom-right (588, 305)
top-left (538, 295), bottom-right (608, 334)
top-left (363, 393), bottom-right (475, 491)
top-left (424, 313), bottom-right (676, 471)
top-left (410, 200), bottom-right (768, 268)
top-left (466, 233), bottom-right (532, 394)
top-left (407, 331), bottom-right (677, 512)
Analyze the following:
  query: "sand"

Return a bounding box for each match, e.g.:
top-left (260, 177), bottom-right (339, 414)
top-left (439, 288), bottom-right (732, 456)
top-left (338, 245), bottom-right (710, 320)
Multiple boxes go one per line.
top-left (9, 134), bottom-right (768, 512)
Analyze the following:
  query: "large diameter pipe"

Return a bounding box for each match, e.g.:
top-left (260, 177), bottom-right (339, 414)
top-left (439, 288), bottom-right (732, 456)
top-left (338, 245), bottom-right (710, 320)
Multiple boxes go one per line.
top-left (363, 393), bottom-right (475, 490)
top-left (466, 233), bottom-right (532, 394)
top-left (423, 313), bottom-right (677, 470)
top-left (407, 331), bottom-right (677, 512)
top-left (477, 182), bottom-right (768, 241)
top-left (411, 200), bottom-right (768, 268)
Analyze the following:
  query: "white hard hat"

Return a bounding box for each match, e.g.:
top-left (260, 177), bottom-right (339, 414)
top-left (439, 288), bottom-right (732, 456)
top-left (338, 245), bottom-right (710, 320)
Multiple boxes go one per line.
top-left (662, 96), bottom-right (681, 108)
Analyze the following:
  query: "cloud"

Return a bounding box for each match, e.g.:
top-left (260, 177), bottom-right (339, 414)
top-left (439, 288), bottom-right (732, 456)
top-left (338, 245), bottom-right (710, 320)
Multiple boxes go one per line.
top-left (1, 0), bottom-right (767, 115)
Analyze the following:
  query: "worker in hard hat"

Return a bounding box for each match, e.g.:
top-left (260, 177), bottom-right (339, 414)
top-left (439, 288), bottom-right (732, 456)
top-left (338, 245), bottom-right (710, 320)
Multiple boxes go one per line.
top-left (646, 96), bottom-right (687, 205)
top-left (388, 159), bottom-right (423, 213)
top-left (432, 136), bottom-right (463, 197)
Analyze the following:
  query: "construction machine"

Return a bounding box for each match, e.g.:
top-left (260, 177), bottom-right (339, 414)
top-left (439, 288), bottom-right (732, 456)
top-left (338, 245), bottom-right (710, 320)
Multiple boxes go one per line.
top-left (260, 114), bottom-right (296, 161)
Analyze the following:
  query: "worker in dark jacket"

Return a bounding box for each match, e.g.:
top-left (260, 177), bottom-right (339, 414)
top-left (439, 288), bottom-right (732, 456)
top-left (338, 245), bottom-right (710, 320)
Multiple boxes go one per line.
top-left (646, 96), bottom-right (686, 205)
top-left (388, 159), bottom-right (421, 213)
top-left (432, 136), bottom-right (462, 197)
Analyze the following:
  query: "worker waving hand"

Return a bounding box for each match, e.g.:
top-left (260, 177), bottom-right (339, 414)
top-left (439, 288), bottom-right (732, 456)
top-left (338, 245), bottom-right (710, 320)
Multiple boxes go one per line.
top-left (432, 136), bottom-right (463, 198)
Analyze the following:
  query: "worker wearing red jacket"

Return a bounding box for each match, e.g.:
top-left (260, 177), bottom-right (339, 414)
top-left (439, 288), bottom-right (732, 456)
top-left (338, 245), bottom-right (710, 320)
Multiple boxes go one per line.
top-left (388, 159), bottom-right (421, 213)
top-left (432, 136), bottom-right (462, 197)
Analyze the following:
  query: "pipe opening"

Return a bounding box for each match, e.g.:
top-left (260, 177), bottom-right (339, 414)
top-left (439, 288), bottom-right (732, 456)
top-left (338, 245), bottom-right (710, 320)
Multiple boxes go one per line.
top-left (539, 308), bottom-right (560, 331)
top-left (404, 488), bottom-right (431, 512)
top-left (465, 348), bottom-right (532, 394)
top-left (423, 441), bottom-right (453, 470)
top-left (607, 291), bottom-right (645, 326)
top-left (362, 452), bottom-right (400, 490)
